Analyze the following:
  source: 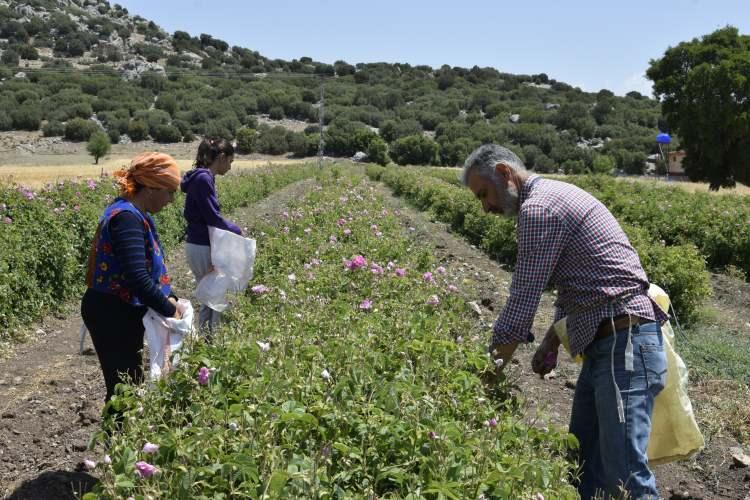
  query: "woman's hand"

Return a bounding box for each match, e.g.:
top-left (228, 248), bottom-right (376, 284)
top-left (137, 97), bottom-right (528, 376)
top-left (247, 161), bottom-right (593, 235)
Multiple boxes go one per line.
top-left (168, 297), bottom-right (182, 319)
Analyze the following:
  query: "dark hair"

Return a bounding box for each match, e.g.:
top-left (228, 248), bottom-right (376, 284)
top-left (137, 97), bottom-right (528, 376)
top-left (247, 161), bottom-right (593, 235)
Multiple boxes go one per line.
top-left (194, 137), bottom-right (235, 168)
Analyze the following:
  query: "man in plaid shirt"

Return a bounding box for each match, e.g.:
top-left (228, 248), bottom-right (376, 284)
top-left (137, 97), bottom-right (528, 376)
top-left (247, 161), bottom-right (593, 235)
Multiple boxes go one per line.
top-left (462, 144), bottom-right (668, 499)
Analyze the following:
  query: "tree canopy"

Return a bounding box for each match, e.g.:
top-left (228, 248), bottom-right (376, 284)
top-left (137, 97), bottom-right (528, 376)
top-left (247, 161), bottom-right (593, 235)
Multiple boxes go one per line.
top-left (647, 26), bottom-right (750, 189)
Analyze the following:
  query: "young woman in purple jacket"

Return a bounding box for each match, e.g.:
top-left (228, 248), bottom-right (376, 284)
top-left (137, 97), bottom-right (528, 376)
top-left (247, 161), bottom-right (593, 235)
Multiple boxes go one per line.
top-left (181, 138), bottom-right (242, 334)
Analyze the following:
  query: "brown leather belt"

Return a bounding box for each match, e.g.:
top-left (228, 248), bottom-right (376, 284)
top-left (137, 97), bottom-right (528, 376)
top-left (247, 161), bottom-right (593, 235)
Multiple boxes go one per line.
top-left (594, 315), bottom-right (648, 341)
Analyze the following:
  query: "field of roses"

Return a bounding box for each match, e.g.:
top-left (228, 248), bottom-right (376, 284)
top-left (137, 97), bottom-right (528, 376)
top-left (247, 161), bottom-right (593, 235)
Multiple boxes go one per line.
top-left (0, 164), bottom-right (318, 344)
top-left (426, 167), bottom-right (750, 280)
top-left (87, 168), bottom-right (578, 499)
top-left (367, 166), bottom-right (711, 323)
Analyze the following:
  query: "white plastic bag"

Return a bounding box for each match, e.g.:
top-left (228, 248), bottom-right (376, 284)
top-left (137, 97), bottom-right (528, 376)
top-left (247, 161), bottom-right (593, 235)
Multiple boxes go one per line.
top-left (193, 226), bottom-right (256, 312)
top-left (143, 299), bottom-right (195, 380)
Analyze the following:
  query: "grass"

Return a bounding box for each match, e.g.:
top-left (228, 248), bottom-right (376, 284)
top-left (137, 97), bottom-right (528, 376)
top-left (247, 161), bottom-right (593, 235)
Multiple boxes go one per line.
top-left (677, 307), bottom-right (750, 443)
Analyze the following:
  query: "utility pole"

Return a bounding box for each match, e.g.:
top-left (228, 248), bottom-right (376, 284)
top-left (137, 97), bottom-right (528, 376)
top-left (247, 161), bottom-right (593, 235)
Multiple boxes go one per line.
top-left (317, 81), bottom-right (325, 168)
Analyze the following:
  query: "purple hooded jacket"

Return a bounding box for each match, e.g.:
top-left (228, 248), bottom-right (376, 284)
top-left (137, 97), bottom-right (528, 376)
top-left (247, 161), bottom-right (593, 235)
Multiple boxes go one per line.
top-left (181, 168), bottom-right (242, 245)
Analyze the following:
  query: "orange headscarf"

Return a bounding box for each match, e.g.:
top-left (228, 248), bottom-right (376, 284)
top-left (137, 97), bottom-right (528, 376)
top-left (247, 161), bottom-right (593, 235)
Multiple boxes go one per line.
top-left (113, 152), bottom-right (180, 199)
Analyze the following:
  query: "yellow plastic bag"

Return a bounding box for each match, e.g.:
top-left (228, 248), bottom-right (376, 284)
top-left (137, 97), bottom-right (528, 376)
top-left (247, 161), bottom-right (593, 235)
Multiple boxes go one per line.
top-left (645, 284), bottom-right (705, 465)
top-left (552, 284), bottom-right (704, 464)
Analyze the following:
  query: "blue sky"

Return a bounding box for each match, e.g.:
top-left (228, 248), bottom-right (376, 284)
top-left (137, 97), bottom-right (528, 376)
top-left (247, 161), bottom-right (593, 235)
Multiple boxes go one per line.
top-left (117, 0), bottom-right (750, 96)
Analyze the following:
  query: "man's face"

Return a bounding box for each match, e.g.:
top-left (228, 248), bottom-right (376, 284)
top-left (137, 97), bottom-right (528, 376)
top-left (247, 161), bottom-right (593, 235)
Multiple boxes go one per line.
top-left (467, 168), bottom-right (519, 217)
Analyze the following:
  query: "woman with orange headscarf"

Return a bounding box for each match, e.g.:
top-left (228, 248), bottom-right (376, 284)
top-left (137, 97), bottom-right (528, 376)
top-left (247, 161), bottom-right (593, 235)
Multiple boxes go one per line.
top-left (81, 152), bottom-right (182, 407)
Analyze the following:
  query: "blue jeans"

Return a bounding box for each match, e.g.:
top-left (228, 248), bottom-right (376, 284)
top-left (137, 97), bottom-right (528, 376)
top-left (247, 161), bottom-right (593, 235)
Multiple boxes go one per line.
top-left (570, 321), bottom-right (667, 499)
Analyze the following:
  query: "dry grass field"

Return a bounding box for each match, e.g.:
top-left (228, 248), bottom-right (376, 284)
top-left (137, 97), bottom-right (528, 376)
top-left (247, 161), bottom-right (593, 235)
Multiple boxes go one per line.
top-left (0, 156), bottom-right (308, 188)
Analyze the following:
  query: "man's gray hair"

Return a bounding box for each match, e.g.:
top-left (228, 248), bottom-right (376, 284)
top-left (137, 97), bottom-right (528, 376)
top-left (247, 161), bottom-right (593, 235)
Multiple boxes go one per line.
top-left (460, 144), bottom-right (527, 186)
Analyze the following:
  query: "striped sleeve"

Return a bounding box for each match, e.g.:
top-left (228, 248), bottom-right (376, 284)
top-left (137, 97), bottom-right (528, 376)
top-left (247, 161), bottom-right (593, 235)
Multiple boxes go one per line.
top-left (492, 204), bottom-right (565, 345)
top-left (109, 212), bottom-right (176, 317)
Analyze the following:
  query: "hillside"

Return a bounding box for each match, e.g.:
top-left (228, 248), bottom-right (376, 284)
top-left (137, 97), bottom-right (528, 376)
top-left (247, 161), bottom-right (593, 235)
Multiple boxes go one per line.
top-left (0, 0), bottom-right (662, 172)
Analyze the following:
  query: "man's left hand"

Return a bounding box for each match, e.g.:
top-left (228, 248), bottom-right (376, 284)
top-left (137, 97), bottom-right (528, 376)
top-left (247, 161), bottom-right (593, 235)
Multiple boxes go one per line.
top-left (531, 330), bottom-right (560, 378)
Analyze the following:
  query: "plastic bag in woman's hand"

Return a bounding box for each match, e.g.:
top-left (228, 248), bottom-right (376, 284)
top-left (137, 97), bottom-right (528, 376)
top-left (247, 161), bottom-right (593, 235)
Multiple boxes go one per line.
top-left (194, 226), bottom-right (256, 312)
top-left (143, 299), bottom-right (195, 380)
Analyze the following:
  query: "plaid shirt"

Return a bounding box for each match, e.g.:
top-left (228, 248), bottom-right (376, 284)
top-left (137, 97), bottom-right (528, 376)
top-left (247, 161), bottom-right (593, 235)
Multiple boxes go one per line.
top-left (492, 175), bottom-right (667, 355)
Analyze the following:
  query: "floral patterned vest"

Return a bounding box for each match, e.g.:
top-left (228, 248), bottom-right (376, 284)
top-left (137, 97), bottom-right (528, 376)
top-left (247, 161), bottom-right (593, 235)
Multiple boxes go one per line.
top-left (86, 198), bottom-right (171, 305)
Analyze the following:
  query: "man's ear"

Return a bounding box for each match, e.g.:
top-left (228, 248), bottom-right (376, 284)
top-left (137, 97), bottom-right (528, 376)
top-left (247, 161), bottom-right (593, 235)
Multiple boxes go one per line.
top-left (494, 162), bottom-right (513, 186)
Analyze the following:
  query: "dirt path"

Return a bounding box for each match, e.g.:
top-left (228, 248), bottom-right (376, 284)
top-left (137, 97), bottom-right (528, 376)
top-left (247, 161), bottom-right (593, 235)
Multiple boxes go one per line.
top-left (372, 181), bottom-right (750, 500)
top-left (0, 179), bottom-right (317, 499)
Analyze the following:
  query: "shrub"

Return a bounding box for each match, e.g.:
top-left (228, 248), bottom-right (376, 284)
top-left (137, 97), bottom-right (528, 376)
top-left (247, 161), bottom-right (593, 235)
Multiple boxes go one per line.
top-left (0, 111), bottom-right (13, 130)
top-left (379, 119), bottom-right (423, 143)
top-left (42, 120), bottom-right (65, 137)
top-left (107, 127), bottom-right (120, 144)
top-left (64, 118), bottom-right (100, 142)
top-left (11, 102), bottom-right (42, 130)
top-left (390, 134), bottom-right (439, 165)
top-left (256, 126), bottom-right (288, 155)
top-left (1, 49), bottom-right (19, 66)
top-left (155, 94), bottom-right (178, 116)
top-left (268, 106), bottom-right (285, 120)
top-left (153, 124), bottom-right (182, 143)
top-left (235, 127), bottom-right (256, 154)
top-left (591, 154), bottom-right (615, 175)
top-left (87, 131), bottom-right (111, 164)
top-left (366, 136), bottom-right (389, 165)
top-left (324, 120), bottom-right (370, 157)
top-left (16, 44), bottom-right (38, 60)
top-left (127, 119), bottom-right (149, 141)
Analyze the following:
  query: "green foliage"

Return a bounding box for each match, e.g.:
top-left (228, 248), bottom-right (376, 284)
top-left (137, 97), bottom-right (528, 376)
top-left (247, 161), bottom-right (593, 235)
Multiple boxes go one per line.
top-left (235, 127), bottom-right (256, 154)
top-left (155, 94), bottom-right (178, 116)
top-left (90, 172), bottom-right (577, 498)
top-left (0, 165), bottom-right (317, 343)
top-left (564, 175), bottom-right (750, 279)
top-left (256, 125), bottom-right (289, 155)
top-left (287, 131), bottom-right (308, 158)
top-left (42, 120), bottom-right (65, 137)
top-left (64, 118), bottom-right (99, 142)
top-left (324, 119), bottom-right (370, 157)
top-left (268, 105), bottom-right (284, 120)
top-left (10, 102), bottom-right (42, 130)
top-left (0, 2), bottom-right (668, 172)
top-left (591, 154), bottom-right (615, 175)
top-left (390, 134), bottom-right (439, 166)
top-left (107, 127), bottom-right (120, 144)
top-left (0, 111), bottom-right (13, 131)
top-left (127, 119), bottom-right (149, 141)
top-left (152, 124), bottom-right (181, 143)
top-left (1, 48), bottom-right (19, 66)
top-left (647, 27), bottom-right (750, 189)
top-left (86, 131), bottom-right (111, 164)
top-left (375, 167), bottom-right (714, 322)
top-left (366, 136), bottom-right (390, 166)
top-left (15, 44), bottom-right (38, 60)
top-left (133, 42), bottom-right (164, 62)
top-left (611, 149), bottom-right (647, 175)
top-left (380, 119), bottom-right (423, 143)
